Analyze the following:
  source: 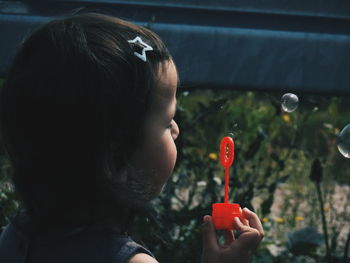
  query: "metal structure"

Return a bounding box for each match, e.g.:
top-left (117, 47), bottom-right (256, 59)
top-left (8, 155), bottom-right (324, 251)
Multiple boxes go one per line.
top-left (1, 0), bottom-right (350, 95)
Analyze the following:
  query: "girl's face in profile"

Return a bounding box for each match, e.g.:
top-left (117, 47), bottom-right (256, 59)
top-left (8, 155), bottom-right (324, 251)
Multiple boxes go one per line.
top-left (130, 59), bottom-right (179, 196)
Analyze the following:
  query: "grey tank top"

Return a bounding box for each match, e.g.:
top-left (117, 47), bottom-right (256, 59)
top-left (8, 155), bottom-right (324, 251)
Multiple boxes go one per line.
top-left (0, 222), bottom-right (154, 263)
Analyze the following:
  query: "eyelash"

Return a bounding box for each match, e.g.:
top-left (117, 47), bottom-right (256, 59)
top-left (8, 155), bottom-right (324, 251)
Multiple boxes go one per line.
top-left (167, 123), bottom-right (173, 129)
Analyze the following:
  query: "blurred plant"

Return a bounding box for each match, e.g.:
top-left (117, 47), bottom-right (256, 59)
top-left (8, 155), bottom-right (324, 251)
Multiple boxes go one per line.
top-left (286, 227), bottom-right (323, 259)
top-left (309, 159), bottom-right (331, 262)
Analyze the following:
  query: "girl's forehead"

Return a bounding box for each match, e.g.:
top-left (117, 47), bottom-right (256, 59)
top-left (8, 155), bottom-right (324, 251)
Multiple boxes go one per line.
top-left (155, 60), bottom-right (178, 98)
top-left (148, 61), bottom-right (177, 112)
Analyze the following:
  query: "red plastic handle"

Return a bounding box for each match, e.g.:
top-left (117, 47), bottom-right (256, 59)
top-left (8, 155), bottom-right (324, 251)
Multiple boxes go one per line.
top-left (220, 137), bottom-right (235, 168)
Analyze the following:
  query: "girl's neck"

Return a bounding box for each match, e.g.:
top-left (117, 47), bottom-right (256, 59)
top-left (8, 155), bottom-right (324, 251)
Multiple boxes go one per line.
top-left (92, 202), bottom-right (132, 234)
top-left (15, 202), bottom-right (133, 236)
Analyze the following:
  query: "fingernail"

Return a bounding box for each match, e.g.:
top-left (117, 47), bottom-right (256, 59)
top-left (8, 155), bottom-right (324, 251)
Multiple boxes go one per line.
top-left (203, 215), bottom-right (211, 223)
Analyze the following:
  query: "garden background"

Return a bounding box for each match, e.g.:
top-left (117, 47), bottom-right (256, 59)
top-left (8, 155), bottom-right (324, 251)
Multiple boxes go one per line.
top-left (0, 76), bottom-right (349, 262)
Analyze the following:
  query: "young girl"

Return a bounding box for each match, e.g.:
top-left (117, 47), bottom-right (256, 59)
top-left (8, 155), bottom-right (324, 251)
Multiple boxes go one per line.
top-left (0, 13), bottom-right (263, 262)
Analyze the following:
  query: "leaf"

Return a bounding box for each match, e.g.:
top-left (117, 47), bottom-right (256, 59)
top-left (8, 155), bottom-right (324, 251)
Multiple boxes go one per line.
top-left (268, 182), bottom-right (277, 193)
top-left (278, 160), bottom-right (285, 170)
top-left (245, 133), bottom-right (264, 160)
top-left (261, 194), bottom-right (274, 216)
top-left (286, 227), bottom-right (324, 256)
top-left (277, 175), bottom-right (289, 184)
top-left (309, 158), bottom-right (323, 183)
top-left (270, 152), bottom-right (280, 162)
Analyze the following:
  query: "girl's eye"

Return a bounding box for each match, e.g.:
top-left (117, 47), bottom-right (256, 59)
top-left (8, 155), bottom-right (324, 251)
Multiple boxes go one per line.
top-left (167, 123), bottom-right (173, 129)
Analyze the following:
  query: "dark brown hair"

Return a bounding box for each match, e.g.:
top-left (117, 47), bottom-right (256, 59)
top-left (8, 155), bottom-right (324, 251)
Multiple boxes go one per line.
top-left (0, 13), bottom-right (171, 228)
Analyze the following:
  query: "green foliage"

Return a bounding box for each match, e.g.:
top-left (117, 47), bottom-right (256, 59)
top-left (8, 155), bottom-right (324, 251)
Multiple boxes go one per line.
top-left (0, 83), bottom-right (349, 262)
top-left (286, 227), bottom-right (323, 256)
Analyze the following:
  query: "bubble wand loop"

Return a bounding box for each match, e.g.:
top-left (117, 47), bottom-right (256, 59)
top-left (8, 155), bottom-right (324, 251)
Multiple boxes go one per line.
top-left (211, 136), bottom-right (242, 230)
top-left (220, 137), bottom-right (235, 203)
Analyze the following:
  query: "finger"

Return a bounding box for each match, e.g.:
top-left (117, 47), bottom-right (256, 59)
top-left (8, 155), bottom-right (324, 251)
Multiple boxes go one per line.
top-left (232, 217), bottom-right (262, 250)
top-left (242, 208), bottom-right (264, 236)
top-left (223, 230), bottom-right (234, 245)
top-left (233, 216), bottom-right (252, 234)
top-left (202, 215), bottom-right (219, 251)
top-left (239, 208), bottom-right (250, 226)
top-left (241, 217), bottom-right (250, 226)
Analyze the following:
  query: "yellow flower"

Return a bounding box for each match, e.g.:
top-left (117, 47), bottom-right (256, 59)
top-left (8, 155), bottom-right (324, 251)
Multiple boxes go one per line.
top-left (295, 216), bottom-right (304, 221)
top-left (208, 153), bottom-right (218, 160)
top-left (282, 114), bottom-right (291, 123)
top-left (323, 207), bottom-right (329, 212)
top-left (262, 217), bottom-right (269, 223)
top-left (275, 217), bottom-right (284, 223)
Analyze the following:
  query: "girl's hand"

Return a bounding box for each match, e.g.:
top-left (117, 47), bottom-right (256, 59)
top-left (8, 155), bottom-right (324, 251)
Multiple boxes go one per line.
top-left (201, 208), bottom-right (264, 263)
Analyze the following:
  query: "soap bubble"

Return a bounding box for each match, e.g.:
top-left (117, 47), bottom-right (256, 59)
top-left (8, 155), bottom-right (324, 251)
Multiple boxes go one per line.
top-left (337, 124), bottom-right (350, 158)
top-left (281, 93), bottom-right (299, 112)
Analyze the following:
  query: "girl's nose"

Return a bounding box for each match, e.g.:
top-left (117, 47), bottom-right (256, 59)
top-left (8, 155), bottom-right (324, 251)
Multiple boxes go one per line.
top-left (171, 120), bottom-right (180, 140)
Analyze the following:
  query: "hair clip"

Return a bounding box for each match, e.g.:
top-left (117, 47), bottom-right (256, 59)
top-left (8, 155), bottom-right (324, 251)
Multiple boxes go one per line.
top-left (127, 36), bottom-right (153, 62)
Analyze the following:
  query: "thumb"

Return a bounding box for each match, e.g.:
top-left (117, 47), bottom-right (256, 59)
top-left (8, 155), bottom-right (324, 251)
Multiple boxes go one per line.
top-left (202, 215), bottom-right (218, 252)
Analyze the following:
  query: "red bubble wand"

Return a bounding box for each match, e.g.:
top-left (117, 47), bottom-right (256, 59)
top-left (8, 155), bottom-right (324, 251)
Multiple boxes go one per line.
top-left (212, 137), bottom-right (242, 230)
top-left (221, 137), bottom-right (234, 203)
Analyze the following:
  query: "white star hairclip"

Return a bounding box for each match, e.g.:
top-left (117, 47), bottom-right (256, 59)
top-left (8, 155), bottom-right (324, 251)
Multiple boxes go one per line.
top-left (127, 36), bottom-right (153, 62)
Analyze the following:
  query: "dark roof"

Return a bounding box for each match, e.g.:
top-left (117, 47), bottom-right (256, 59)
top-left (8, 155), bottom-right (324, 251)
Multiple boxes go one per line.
top-left (1, 0), bottom-right (350, 95)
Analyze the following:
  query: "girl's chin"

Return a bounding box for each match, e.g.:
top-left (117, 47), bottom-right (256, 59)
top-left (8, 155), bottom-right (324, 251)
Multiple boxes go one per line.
top-left (156, 183), bottom-right (167, 196)
top-left (151, 177), bottom-right (171, 197)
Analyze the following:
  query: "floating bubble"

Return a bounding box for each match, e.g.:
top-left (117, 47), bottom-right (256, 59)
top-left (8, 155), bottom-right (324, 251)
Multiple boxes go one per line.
top-left (337, 124), bottom-right (350, 158)
top-left (281, 93), bottom-right (299, 112)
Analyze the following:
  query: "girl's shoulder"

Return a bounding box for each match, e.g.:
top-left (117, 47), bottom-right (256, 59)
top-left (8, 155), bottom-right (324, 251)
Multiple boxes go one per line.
top-left (128, 253), bottom-right (159, 263)
top-left (0, 220), bottom-right (155, 263)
